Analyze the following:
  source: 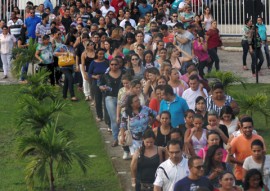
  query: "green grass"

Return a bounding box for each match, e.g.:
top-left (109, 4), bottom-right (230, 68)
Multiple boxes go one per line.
top-left (0, 85), bottom-right (122, 191)
top-left (228, 83), bottom-right (270, 152)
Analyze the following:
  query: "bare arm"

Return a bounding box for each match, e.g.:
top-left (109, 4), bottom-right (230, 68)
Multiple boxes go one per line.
top-left (35, 50), bottom-right (43, 62)
top-left (154, 186), bottom-right (162, 191)
top-left (130, 151), bottom-right (139, 185)
top-left (175, 35), bottom-right (189, 44)
top-left (81, 52), bottom-right (88, 80)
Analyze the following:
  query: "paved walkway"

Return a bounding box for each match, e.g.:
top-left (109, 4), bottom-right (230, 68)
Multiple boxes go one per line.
top-left (1, 49), bottom-right (270, 191)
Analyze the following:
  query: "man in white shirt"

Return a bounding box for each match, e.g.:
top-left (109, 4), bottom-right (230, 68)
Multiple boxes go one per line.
top-left (100, 0), bottom-right (115, 17)
top-left (119, 10), bottom-right (136, 29)
top-left (154, 140), bottom-right (189, 191)
top-left (182, 74), bottom-right (208, 110)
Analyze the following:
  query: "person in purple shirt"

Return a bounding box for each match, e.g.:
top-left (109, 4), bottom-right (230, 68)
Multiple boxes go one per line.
top-left (24, 8), bottom-right (41, 39)
top-left (88, 48), bottom-right (109, 121)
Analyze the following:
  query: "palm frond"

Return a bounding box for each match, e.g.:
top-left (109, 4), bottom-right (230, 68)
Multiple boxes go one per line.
top-left (205, 70), bottom-right (246, 93)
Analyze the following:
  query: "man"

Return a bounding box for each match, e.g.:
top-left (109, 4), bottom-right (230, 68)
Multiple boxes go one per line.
top-left (35, 4), bottom-right (45, 19)
top-left (35, 13), bottom-right (51, 44)
top-left (91, 9), bottom-right (102, 24)
top-left (61, 8), bottom-right (73, 33)
top-left (174, 156), bottom-right (213, 191)
top-left (136, 17), bottom-right (146, 32)
top-left (79, 4), bottom-right (91, 23)
top-left (138, 0), bottom-right (153, 17)
top-left (182, 75), bottom-right (207, 110)
top-left (159, 85), bottom-right (189, 128)
top-left (44, 0), bottom-right (54, 13)
top-left (160, 24), bottom-right (174, 44)
top-left (100, 0), bottom-right (115, 17)
top-left (154, 140), bottom-right (189, 191)
top-left (45, 7), bottom-right (56, 24)
top-left (178, 0), bottom-right (191, 12)
top-left (119, 10), bottom-right (136, 29)
top-left (24, 8), bottom-right (41, 40)
top-left (229, 116), bottom-right (265, 185)
top-left (7, 11), bottom-right (24, 39)
top-left (166, 13), bottom-right (179, 27)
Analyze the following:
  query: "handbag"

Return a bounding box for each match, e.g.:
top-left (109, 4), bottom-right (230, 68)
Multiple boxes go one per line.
top-left (118, 116), bottom-right (133, 146)
top-left (58, 48), bottom-right (75, 67)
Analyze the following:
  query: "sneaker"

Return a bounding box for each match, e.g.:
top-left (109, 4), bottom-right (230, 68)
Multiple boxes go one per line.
top-left (123, 152), bottom-right (131, 160)
top-left (2, 75), bottom-right (7, 79)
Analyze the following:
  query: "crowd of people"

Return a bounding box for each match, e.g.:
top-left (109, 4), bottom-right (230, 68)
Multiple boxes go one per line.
top-left (0, 0), bottom-right (269, 191)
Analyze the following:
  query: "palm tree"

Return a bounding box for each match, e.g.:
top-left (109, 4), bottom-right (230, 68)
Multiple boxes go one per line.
top-left (17, 96), bottom-right (68, 134)
top-left (231, 92), bottom-right (270, 125)
top-left (11, 38), bottom-right (38, 79)
top-left (17, 121), bottom-right (90, 191)
top-left (205, 70), bottom-right (246, 93)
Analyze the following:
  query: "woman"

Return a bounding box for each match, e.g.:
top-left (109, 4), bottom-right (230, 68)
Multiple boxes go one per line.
top-left (156, 48), bottom-right (167, 69)
top-left (117, 9), bottom-right (125, 25)
top-left (195, 96), bottom-right (208, 127)
top-left (149, 85), bottom-right (164, 128)
top-left (130, 53), bottom-right (145, 81)
top-left (106, 10), bottom-right (118, 25)
top-left (98, 16), bottom-right (106, 29)
top-left (198, 131), bottom-right (228, 162)
top-left (130, 129), bottom-right (163, 190)
top-left (204, 145), bottom-right (232, 188)
top-left (143, 50), bottom-right (158, 69)
top-left (206, 82), bottom-right (239, 116)
top-left (219, 106), bottom-right (239, 136)
top-left (111, 27), bottom-right (124, 44)
top-left (81, 40), bottom-right (95, 101)
top-left (122, 32), bottom-right (135, 56)
top-left (130, 30), bottom-right (145, 52)
top-left (206, 20), bottom-right (222, 72)
top-left (88, 48), bottom-right (109, 122)
top-left (0, 25), bottom-right (16, 79)
top-left (136, 44), bottom-right (145, 60)
top-left (184, 113), bottom-right (207, 156)
top-left (143, 67), bottom-right (160, 99)
top-left (120, 95), bottom-right (157, 155)
top-left (35, 35), bottom-right (55, 85)
top-left (54, 36), bottom-right (78, 101)
top-left (168, 68), bottom-right (189, 97)
top-left (215, 172), bottom-right (239, 191)
top-left (243, 139), bottom-right (270, 189)
top-left (193, 32), bottom-right (209, 78)
top-left (153, 111), bottom-right (172, 147)
top-left (100, 59), bottom-right (124, 147)
top-left (201, 6), bottom-right (213, 31)
top-left (17, 27), bottom-right (29, 83)
top-left (153, 40), bottom-right (165, 61)
top-left (241, 18), bottom-right (253, 70)
top-left (104, 39), bottom-right (112, 59)
top-left (243, 169), bottom-right (269, 191)
top-left (168, 45), bottom-right (192, 72)
top-left (193, 15), bottom-right (204, 35)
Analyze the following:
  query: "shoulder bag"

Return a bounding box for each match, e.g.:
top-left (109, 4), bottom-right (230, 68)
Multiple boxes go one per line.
top-left (118, 116), bottom-right (133, 146)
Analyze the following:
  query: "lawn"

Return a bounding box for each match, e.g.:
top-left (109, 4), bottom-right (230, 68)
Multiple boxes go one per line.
top-left (228, 83), bottom-right (270, 152)
top-left (0, 85), bottom-right (122, 191)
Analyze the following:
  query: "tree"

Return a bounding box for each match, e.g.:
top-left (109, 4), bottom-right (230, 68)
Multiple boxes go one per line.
top-left (17, 121), bottom-right (90, 191)
top-left (11, 38), bottom-right (38, 79)
top-left (205, 70), bottom-right (246, 93)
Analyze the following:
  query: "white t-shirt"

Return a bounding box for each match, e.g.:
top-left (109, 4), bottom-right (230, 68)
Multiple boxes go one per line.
top-left (182, 88), bottom-right (208, 111)
top-left (0, 34), bottom-right (16, 54)
top-left (154, 158), bottom-right (189, 191)
top-left (100, 6), bottom-right (115, 17)
top-left (119, 18), bottom-right (136, 29)
top-left (243, 155), bottom-right (270, 189)
top-left (220, 118), bottom-right (239, 136)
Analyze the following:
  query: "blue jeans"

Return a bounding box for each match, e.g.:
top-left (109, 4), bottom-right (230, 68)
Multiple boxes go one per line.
top-left (20, 63), bottom-right (29, 81)
top-left (105, 96), bottom-right (119, 141)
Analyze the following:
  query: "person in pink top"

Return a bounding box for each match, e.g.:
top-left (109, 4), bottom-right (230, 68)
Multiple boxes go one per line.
top-left (198, 131), bottom-right (228, 162)
top-left (193, 32), bottom-right (210, 78)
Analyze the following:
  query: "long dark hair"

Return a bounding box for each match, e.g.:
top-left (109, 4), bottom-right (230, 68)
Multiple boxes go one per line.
top-left (243, 169), bottom-right (264, 190)
top-left (125, 94), bottom-right (141, 117)
top-left (139, 129), bottom-right (155, 158)
top-left (204, 145), bottom-right (223, 175)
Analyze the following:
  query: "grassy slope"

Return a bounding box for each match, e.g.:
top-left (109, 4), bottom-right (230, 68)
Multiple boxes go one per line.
top-left (0, 85), bottom-right (121, 191)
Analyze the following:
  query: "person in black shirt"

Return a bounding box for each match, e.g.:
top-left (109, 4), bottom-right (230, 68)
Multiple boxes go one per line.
top-left (61, 8), bottom-right (72, 33)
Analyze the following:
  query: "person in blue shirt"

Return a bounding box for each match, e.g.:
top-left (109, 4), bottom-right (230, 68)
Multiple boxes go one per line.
top-left (138, 0), bottom-right (153, 17)
top-left (256, 17), bottom-right (270, 69)
top-left (24, 8), bottom-right (41, 39)
top-left (159, 85), bottom-right (189, 128)
top-left (44, 0), bottom-right (54, 13)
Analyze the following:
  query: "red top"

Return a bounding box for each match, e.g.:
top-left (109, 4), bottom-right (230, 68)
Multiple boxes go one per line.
top-left (149, 98), bottom-right (160, 128)
top-left (111, 0), bottom-right (127, 15)
top-left (206, 28), bottom-right (221, 49)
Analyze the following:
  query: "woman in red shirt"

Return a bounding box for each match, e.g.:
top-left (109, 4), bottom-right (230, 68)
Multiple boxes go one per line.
top-left (206, 20), bottom-right (222, 72)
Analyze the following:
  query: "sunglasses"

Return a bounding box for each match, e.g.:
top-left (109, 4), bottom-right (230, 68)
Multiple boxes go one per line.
top-left (132, 58), bottom-right (139, 61)
top-left (193, 165), bottom-right (204, 170)
top-left (30, 12), bottom-right (35, 14)
top-left (110, 64), bottom-right (119, 66)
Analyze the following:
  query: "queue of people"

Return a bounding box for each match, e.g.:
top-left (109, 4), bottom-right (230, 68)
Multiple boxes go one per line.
top-left (0, 0), bottom-right (269, 191)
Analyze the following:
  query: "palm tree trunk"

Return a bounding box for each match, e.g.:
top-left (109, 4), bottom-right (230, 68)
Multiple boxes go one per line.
top-left (49, 158), bottom-right (55, 191)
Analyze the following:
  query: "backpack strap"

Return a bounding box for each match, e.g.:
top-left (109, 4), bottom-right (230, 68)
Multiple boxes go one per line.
top-left (156, 166), bottom-right (169, 180)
